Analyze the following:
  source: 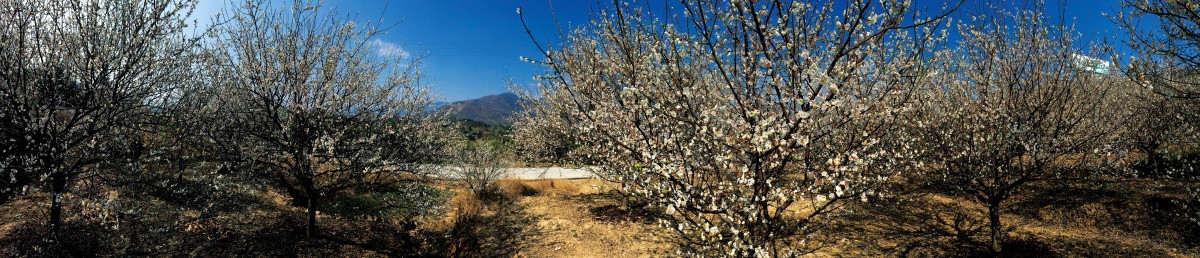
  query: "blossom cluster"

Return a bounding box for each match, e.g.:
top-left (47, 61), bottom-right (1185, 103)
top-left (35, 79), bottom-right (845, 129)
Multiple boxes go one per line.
top-left (519, 0), bottom-right (942, 255)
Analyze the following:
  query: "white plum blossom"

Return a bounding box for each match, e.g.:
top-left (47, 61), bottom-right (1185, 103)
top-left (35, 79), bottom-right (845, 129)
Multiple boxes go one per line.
top-left (911, 9), bottom-right (1121, 254)
top-left (0, 0), bottom-right (201, 234)
top-left (206, 0), bottom-right (450, 237)
top-left (517, 0), bottom-right (947, 256)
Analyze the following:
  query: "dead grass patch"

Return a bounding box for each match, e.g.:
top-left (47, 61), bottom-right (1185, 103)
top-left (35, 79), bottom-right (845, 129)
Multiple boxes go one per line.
top-left (829, 179), bottom-right (1200, 257)
top-left (6, 176), bottom-right (1198, 257)
top-left (495, 179), bottom-right (579, 197)
top-left (518, 189), bottom-right (672, 257)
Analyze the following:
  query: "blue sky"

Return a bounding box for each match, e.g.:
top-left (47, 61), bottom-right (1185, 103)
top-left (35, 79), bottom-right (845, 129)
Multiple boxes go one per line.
top-left (194, 0), bottom-right (1135, 101)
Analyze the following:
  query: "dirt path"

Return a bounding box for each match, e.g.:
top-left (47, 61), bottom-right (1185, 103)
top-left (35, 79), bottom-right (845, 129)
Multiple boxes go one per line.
top-left (514, 180), bottom-right (672, 257)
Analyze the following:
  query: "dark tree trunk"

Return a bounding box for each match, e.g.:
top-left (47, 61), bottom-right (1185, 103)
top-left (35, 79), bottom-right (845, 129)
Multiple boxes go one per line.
top-left (1146, 149), bottom-right (1162, 169)
top-left (987, 200), bottom-right (1003, 256)
top-left (305, 185), bottom-right (318, 238)
top-left (49, 170), bottom-right (65, 236)
top-left (1139, 141), bottom-right (1163, 171)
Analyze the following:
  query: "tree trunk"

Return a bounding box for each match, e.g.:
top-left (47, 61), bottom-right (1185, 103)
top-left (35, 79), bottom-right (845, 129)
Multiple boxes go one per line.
top-left (302, 183), bottom-right (316, 237)
top-left (988, 201), bottom-right (1003, 256)
top-left (1140, 142), bottom-right (1163, 171)
top-left (306, 186), bottom-right (318, 238)
top-left (49, 170), bottom-right (65, 236)
top-left (1147, 149), bottom-right (1162, 169)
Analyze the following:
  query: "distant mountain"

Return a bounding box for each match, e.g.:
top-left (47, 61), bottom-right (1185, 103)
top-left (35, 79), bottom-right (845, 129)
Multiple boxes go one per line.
top-left (428, 101), bottom-right (447, 111)
top-left (442, 92), bottom-right (523, 125)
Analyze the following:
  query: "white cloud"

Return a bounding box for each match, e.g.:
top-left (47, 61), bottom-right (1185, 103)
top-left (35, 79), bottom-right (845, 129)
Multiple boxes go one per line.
top-left (370, 39), bottom-right (410, 59)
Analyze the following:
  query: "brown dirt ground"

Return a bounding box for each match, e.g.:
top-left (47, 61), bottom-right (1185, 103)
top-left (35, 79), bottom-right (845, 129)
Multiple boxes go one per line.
top-left (502, 178), bottom-right (1200, 257)
top-left (486, 179), bottom-right (674, 257)
top-left (4, 177), bottom-right (1200, 257)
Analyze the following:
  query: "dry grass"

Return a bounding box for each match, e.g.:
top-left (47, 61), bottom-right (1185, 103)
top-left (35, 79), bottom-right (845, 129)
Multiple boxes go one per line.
top-left (495, 178), bottom-right (581, 197)
top-left (431, 178), bottom-right (670, 257)
top-left (3, 176), bottom-right (1199, 257)
top-left (828, 178), bottom-right (1200, 257)
top-left (514, 179), bottom-right (673, 257)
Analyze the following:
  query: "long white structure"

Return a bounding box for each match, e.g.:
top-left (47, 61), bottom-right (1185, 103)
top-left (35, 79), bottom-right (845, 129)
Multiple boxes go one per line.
top-left (1072, 54), bottom-right (1111, 74)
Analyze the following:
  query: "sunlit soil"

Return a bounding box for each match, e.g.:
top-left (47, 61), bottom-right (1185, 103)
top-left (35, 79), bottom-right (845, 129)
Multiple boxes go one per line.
top-left (2, 177), bottom-right (1198, 256)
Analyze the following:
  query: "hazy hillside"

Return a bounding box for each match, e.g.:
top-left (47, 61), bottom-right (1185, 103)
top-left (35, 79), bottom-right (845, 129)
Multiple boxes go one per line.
top-left (443, 92), bottom-right (523, 125)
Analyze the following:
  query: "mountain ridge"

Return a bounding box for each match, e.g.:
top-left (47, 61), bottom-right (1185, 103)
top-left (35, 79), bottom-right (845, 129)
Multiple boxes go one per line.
top-left (442, 92), bottom-right (523, 125)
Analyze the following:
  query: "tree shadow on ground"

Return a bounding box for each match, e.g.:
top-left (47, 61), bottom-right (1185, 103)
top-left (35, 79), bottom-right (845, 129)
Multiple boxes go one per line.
top-left (1019, 232), bottom-right (1176, 257)
top-left (838, 180), bottom-right (1200, 257)
top-left (0, 189), bottom-right (541, 257)
top-left (832, 193), bottom-right (992, 257)
top-left (0, 218), bottom-right (112, 257)
top-left (568, 191), bottom-right (661, 224)
top-left (834, 194), bottom-right (1082, 257)
top-left (425, 202), bottom-right (540, 257)
top-left (317, 193), bottom-right (541, 257)
top-left (123, 176), bottom-right (265, 215)
top-left (1008, 182), bottom-right (1133, 218)
top-left (1011, 181), bottom-right (1200, 247)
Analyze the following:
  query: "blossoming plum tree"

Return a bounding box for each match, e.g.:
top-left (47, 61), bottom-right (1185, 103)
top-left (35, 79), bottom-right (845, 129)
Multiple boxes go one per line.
top-left (1115, 0), bottom-right (1200, 228)
top-left (915, 9), bottom-right (1119, 255)
top-left (209, 0), bottom-right (450, 237)
top-left (0, 0), bottom-right (201, 237)
top-left (450, 141), bottom-right (510, 196)
top-left (1115, 0), bottom-right (1200, 103)
top-left (518, 0), bottom-right (951, 255)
